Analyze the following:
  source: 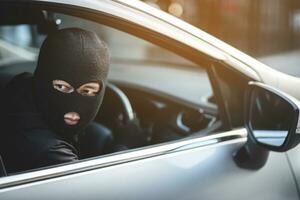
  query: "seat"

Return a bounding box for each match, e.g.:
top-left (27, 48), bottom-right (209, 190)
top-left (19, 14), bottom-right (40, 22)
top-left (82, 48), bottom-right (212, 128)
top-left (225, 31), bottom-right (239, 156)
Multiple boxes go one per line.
top-left (0, 61), bottom-right (36, 89)
top-left (0, 61), bottom-right (35, 177)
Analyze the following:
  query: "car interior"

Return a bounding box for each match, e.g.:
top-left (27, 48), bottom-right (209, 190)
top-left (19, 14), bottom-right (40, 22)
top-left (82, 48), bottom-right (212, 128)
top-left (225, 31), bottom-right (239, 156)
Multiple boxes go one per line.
top-left (0, 4), bottom-right (251, 176)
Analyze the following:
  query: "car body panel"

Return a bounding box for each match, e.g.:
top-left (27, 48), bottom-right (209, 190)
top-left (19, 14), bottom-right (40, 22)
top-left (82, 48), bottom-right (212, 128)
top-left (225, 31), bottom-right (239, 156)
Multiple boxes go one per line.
top-left (286, 144), bottom-right (300, 194)
top-left (0, 129), bottom-right (246, 188)
top-left (0, 130), bottom-right (298, 200)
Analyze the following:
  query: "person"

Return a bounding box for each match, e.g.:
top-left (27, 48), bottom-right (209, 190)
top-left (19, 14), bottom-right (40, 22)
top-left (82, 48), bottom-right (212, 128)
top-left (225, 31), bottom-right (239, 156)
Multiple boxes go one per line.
top-left (0, 28), bottom-right (112, 173)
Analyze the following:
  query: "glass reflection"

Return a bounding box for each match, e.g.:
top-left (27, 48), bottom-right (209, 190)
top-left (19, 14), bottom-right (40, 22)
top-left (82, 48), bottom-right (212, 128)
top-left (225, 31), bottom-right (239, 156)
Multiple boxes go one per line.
top-left (250, 88), bottom-right (293, 147)
top-left (253, 130), bottom-right (288, 146)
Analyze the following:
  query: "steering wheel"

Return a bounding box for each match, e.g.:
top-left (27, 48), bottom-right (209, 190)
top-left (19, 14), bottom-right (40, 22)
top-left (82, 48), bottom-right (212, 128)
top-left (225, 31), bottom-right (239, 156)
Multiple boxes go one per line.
top-left (106, 83), bottom-right (135, 123)
top-left (97, 82), bottom-right (135, 126)
top-left (97, 82), bottom-right (147, 147)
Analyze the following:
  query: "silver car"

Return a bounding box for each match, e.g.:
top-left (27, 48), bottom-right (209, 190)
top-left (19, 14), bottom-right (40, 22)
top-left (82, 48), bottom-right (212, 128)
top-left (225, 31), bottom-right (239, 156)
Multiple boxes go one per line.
top-left (0, 0), bottom-right (300, 200)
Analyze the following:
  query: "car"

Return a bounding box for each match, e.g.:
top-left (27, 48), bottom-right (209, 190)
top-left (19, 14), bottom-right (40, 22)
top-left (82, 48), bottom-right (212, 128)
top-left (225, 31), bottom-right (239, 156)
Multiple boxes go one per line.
top-left (0, 0), bottom-right (300, 200)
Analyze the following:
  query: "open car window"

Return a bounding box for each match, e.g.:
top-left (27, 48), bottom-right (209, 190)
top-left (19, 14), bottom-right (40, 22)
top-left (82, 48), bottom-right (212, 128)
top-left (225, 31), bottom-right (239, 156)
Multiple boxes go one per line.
top-left (0, 14), bottom-right (213, 106)
top-left (0, 10), bottom-right (220, 177)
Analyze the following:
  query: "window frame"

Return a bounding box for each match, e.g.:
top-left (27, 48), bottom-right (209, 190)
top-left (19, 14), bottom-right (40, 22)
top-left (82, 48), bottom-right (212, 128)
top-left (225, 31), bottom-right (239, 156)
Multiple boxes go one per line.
top-left (0, 0), bottom-right (247, 188)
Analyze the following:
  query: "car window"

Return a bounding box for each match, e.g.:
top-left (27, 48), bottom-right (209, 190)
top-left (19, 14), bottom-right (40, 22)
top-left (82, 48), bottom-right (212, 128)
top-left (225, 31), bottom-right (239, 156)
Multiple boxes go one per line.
top-left (0, 14), bottom-right (213, 105)
top-left (0, 10), bottom-right (219, 178)
top-left (0, 25), bottom-right (40, 65)
top-left (58, 13), bottom-right (214, 105)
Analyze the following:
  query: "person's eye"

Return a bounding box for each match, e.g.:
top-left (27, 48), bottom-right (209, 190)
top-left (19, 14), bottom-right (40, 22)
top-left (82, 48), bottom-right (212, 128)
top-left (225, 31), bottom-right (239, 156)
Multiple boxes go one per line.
top-left (53, 80), bottom-right (74, 93)
top-left (58, 84), bottom-right (67, 91)
top-left (80, 89), bottom-right (97, 97)
top-left (77, 82), bottom-right (100, 97)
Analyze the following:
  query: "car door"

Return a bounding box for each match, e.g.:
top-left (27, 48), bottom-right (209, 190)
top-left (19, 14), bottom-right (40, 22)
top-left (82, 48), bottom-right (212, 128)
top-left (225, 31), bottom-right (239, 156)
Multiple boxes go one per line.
top-left (286, 139), bottom-right (300, 195)
top-left (0, 1), bottom-right (298, 200)
top-left (0, 129), bottom-right (297, 200)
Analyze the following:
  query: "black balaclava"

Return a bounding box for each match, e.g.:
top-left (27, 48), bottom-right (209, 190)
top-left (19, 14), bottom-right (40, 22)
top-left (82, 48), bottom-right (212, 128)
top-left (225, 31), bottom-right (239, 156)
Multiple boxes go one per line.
top-left (33, 28), bottom-right (109, 139)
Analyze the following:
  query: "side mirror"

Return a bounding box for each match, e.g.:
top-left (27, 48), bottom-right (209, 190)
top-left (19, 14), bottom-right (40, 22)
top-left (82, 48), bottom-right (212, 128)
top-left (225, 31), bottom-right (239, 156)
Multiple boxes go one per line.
top-left (245, 82), bottom-right (300, 152)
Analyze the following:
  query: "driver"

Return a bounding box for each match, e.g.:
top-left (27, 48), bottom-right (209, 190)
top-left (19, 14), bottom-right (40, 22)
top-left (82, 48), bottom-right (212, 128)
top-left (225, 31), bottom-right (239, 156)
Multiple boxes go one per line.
top-left (1, 28), bottom-right (112, 173)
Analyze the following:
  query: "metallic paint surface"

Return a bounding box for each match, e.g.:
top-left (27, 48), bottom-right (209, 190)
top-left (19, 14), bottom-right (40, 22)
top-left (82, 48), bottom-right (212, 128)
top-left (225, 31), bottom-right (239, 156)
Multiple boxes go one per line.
top-left (0, 134), bottom-right (297, 200)
top-left (0, 129), bottom-right (245, 188)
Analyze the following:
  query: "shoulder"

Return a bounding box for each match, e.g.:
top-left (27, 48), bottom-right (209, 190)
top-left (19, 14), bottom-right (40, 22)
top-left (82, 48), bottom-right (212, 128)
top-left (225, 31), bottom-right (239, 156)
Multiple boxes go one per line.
top-left (2, 128), bottom-right (79, 173)
top-left (24, 129), bottom-right (79, 168)
top-left (2, 72), bottom-right (35, 114)
top-left (4, 72), bottom-right (33, 91)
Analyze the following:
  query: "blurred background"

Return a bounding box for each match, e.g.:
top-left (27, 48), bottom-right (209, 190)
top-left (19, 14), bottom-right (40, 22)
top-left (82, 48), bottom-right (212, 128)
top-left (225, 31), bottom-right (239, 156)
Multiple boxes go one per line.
top-left (0, 1), bottom-right (299, 106)
top-left (1, 0), bottom-right (300, 78)
top-left (142, 0), bottom-right (300, 77)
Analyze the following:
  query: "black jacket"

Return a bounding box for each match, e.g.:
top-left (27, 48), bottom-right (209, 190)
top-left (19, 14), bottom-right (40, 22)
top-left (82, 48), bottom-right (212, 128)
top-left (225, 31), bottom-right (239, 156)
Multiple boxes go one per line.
top-left (0, 73), bottom-right (78, 174)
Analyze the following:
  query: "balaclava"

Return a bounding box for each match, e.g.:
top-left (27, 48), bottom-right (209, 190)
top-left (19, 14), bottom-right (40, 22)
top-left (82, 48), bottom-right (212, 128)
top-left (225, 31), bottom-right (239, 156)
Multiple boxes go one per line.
top-left (33, 28), bottom-right (109, 139)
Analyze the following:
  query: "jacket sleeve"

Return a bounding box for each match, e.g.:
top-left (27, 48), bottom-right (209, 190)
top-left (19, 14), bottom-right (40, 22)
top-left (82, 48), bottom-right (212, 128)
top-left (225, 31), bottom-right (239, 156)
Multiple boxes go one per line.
top-left (23, 129), bottom-right (79, 169)
top-left (35, 141), bottom-right (79, 168)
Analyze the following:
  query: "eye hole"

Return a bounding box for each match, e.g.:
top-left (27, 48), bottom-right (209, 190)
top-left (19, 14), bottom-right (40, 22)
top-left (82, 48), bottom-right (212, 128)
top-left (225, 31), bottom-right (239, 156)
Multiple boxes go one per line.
top-left (53, 80), bottom-right (74, 93)
top-left (77, 82), bottom-right (101, 97)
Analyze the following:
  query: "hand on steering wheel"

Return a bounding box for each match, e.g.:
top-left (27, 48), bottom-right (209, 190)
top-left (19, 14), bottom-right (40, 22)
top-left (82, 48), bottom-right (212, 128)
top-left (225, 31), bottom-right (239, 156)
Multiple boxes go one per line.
top-left (106, 83), bottom-right (147, 148)
top-left (114, 118), bottom-right (147, 148)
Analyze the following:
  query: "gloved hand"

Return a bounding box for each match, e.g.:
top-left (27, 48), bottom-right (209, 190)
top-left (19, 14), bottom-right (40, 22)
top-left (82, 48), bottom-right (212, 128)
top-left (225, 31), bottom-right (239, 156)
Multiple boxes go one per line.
top-left (113, 118), bottom-right (147, 148)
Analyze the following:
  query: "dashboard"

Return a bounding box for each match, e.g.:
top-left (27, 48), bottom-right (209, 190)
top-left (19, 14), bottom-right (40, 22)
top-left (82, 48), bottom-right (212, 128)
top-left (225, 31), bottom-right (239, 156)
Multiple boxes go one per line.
top-left (97, 81), bottom-right (221, 145)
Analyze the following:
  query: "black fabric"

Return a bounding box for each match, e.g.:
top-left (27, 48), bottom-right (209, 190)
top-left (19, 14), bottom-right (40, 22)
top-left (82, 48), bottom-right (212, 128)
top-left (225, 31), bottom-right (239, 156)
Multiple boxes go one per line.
top-left (0, 73), bottom-right (78, 173)
top-left (0, 28), bottom-right (111, 174)
top-left (78, 122), bottom-right (113, 158)
top-left (34, 28), bottom-right (109, 138)
top-left (0, 73), bottom-right (113, 174)
top-left (114, 119), bottom-right (147, 148)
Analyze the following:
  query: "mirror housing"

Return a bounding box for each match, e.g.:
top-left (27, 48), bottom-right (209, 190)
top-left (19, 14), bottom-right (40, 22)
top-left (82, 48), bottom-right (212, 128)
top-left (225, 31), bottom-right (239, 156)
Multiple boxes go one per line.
top-left (245, 82), bottom-right (300, 152)
top-left (234, 82), bottom-right (300, 170)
